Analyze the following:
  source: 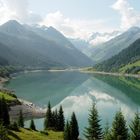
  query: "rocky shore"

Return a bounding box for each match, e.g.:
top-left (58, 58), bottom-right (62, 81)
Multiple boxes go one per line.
top-left (0, 78), bottom-right (46, 122)
top-left (9, 99), bottom-right (46, 122)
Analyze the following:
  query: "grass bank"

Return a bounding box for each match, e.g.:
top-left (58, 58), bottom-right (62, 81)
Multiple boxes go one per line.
top-left (8, 128), bottom-right (63, 140)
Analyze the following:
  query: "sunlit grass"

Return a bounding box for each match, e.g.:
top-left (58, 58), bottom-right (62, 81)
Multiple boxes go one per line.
top-left (8, 128), bottom-right (63, 140)
top-left (0, 92), bottom-right (16, 101)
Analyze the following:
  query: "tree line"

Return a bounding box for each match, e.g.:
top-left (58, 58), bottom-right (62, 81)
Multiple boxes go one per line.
top-left (95, 38), bottom-right (140, 74)
top-left (0, 97), bottom-right (140, 140)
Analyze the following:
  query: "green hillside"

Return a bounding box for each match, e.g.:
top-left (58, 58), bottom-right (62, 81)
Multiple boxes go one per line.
top-left (8, 129), bottom-right (63, 140)
top-left (91, 27), bottom-right (140, 63)
top-left (119, 60), bottom-right (140, 74)
top-left (95, 38), bottom-right (140, 74)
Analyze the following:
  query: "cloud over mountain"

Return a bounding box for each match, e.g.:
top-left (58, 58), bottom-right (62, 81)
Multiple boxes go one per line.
top-left (0, 0), bottom-right (139, 40)
top-left (0, 0), bottom-right (42, 24)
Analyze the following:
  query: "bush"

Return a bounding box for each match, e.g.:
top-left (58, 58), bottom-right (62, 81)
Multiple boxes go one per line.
top-left (40, 130), bottom-right (49, 135)
top-left (9, 122), bottom-right (19, 131)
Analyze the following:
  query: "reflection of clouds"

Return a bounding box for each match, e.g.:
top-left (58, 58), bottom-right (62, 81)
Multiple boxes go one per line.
top-left (89, 90), bottom-right (116, 103)
top-left (54, 95), bottom-right (92, 117)
top-left (89, 90), bottom-right (136, 120)
top-left (54, 88), bottom-right (137, 125)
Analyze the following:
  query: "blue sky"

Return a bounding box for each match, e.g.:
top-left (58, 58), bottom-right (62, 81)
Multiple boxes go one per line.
top-left (0, 0), bottom-right (140, 39)
top-left (28, 0), bottom-right (140, 27)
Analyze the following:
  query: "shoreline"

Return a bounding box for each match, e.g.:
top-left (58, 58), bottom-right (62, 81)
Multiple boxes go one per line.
top-left (0, 77), bottom-right (9, 86)
top-left (0, 77), bottom-right (46, 122)
top-left (1, 68), bottom-right (140, 121)
top-left (80, 70), bottom-right (140, 78)
top-left (9, 99), bottom-right (46, 122)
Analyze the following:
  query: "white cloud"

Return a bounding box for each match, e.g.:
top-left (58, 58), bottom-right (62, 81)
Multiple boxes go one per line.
top-left (0, 0), bottom-right (42, 24)
top-left (89, 35), bottom-right (114, 45)
top-left (41, 11), bottom-right (114, 39)
top-left (112, 0), bottom-right (140, 29)
top-left (0, 0), bottom-right (114, 39)
top-left (1, 0), bottom-right (139, 40)
top-left (89, 31), bottom-right (121, 46)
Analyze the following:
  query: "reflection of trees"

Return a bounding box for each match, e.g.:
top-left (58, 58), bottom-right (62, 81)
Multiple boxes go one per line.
top-left (93, 75), bottom-right (140, 106)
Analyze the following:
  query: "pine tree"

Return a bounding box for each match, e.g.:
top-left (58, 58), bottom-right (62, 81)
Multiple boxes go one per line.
top-left (54, 109), bottom-right (58, 130)
top-left (44, 101), bottom-right (52, 130)
top-left (84, 103), bottom-right (103, 140)
top-left (103, 122), bottom-right (111, 140)
top-left (70, 112), bottom-right (79, 140)
top-left (1, 96), bottom-right (10, 126)
top-left (0, 122), bottom-right (8, 140)
top-left (0, 98), bottom-right (2, 121)
top-left (64, 121), bottom-right (71, 140)
top-left (30, 119), bottom-right (36, 131)
top-left (111, 110), bottom-right (128, 140)
top-left (51, 111), bottom-right (55, 129)
top-left (130, 112), bottom-right (140, 140)
top-left (58, 105), bottom-right (65, 131)
top-left (18, 110), bottom-right (24, 127)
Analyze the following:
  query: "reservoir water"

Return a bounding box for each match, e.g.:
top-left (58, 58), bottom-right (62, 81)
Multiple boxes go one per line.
top-left (5, 71), bottom-right (140, 136)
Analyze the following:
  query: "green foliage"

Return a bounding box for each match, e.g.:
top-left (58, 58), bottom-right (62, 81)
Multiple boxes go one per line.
top-left (64, 121), bottom-right (71, 140)
top-left (18, 110), bottom-right (24, 128)
top-left (95, 38), bottom-right (140, 74)
top-left (30, 119), bottom-right (36, 131)
top-left (0, 96), bottom-right (10, 126)
top-left (103, 122), bottom-right (112, 140)
top-left (84, 103), bottom-right (103, 140)
top-left (0, 122), bottom-right (9, 140)
top-left (111, 110), bottom-right (128, 140)
top-left (9, 122), bottom-right (19, 131)
top-left (9, 128), bottom-right (63, 140)
top-left (53, 109), bottom-right (59, 130)
top-left (0, 92), bottom-right (16, 102)
top-left (44, 102), bottom-right (65, 131)
top-left (44, 101), bottom-right (52, 130)
top-left (57, 105), bottom-right (65, 131)
top-left (70, 112), bottom-right (79, 140)
top-left (130, 112), bottom-right (140, 140)
top-left (0, 66), bottom-right (17, 78)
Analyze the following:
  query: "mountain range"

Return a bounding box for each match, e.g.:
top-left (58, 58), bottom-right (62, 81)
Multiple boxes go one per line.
top-left (91, 26), bottom-right (140, 63)
top-left (0, 20), bottom-right (140, 73)
top-left (95, 38), bottom-right (140, 74)
top-left (0, 20), bottom-right (93, 68)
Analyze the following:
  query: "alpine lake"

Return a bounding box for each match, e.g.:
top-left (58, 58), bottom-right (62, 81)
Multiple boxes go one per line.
top-left (5, 71), bottom-right (140, 137)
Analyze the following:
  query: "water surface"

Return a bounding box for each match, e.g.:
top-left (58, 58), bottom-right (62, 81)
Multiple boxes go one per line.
top-left (5, 71), bottom-right (140, 136)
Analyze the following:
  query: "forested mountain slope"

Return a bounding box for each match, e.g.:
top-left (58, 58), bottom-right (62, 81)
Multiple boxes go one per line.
top-left (95, 38), bottom-right (140, 74)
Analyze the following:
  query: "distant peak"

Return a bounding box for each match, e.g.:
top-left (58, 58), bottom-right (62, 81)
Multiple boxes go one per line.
top-left (48, 26), bottom-right (58, 31)
top-left (3, 20), bottom-right (21, 26)
top-left (128, 26), bottom-right (140, 32)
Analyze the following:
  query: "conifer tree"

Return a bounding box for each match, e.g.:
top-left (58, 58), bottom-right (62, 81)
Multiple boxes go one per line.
top-left (111, 110), bottom-right (128, 140)
top-left (54, 109), bottom-right (58, 130)
top-left (64, 121), bottom-right (71, 140)
top-left (58, 105), bottom-right (65, 131)
top-left (130, 112), bottom-right (140, 140)
top-left (84, 103), bottom-right (103, 140)
top-left (0, 122), bottom-right (8, 140)
top-left (1, 96), bottom-right (10, 126)
top-left (51, 111), bottom-right (55, 129)
top-left (30, 119), bottom-right (36, 131)
top-left (103, 122), bottom-right (111, 140)
top-left (44, 101), bottom-right (52, 130)
top-left (0, 98), bottom-right (2, 121)
top-left (70, 112), bottom-right (79, 140)
top-left (18, 110), bottom-right (24, 127)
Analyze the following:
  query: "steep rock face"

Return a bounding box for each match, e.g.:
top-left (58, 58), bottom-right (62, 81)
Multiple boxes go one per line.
top-left (0, 20), bottom-right (93, 68)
